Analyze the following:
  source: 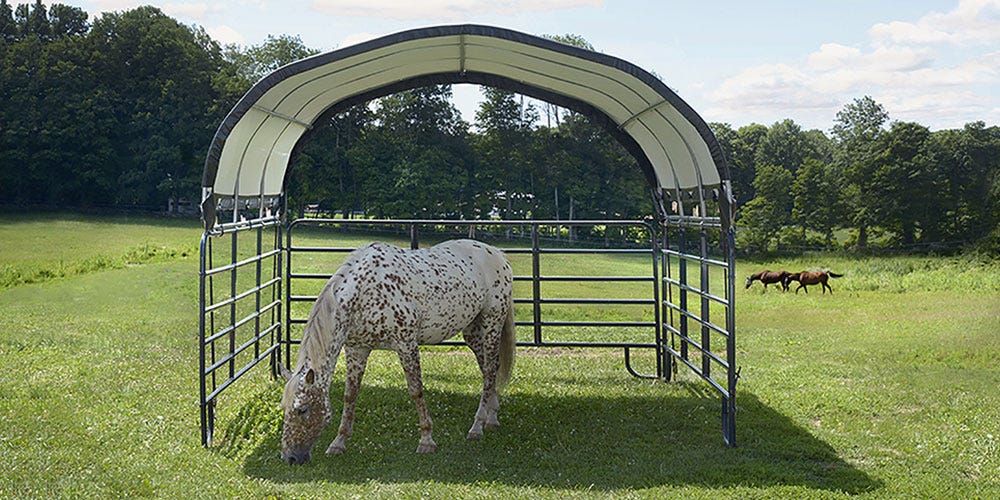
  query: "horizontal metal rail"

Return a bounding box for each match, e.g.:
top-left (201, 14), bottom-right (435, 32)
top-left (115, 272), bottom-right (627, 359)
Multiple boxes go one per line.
top-left (203, 248), bottom-right (282, 277)
top-left (662, 276), bottom-right (730, 307)
top-left (662, 300), bottom-right (730, 338)
top-left (661, 322), bottom-right (730, 371)
top-left (206, 215), bottom-right (282, 237)
top-left (204, 342), bottom-right (282, 403)
top-left (662, 249), bottom-right (729, 268)
top-left (664, 347), bottom-right (731, 399)
top-left (204, 300), bottom-right (281, 344)
top-left (203, 277), bottom-right (281, 314)
top-left (204, 322), bottom-right (282, 375)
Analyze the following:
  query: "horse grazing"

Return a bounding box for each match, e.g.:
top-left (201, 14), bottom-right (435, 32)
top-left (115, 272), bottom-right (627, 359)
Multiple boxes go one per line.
top-left (745, 270), bottom-right (791, 291)
top-left (279, 240), bottom-right (516, 464)
top-left (784, 270), bottom-right (843, 294)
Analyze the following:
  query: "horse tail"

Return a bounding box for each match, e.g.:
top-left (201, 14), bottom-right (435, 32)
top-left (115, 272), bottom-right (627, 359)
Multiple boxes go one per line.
top-left (828, 272), bottom-right (843, 278)
top-left (496, 294), bottom-right (516, 390)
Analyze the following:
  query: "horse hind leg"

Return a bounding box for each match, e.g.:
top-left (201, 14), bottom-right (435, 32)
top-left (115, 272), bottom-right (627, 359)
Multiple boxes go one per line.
top-left (463, 316), bottom-right (502, 440)
top-left (396, 342), bottom-right (437, 453)
top-left (327, 346), bottom-right (371, 455)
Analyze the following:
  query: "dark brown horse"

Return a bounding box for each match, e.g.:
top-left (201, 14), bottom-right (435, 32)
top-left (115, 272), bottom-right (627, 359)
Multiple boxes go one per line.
top-left (784, 270), bottom-right (843, 294)
top-left (745, 270), bottom-right (791, 291)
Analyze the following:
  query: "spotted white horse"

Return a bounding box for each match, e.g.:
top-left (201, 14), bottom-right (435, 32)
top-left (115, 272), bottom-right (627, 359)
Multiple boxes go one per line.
top-left (280, 239), bottom-right (515, 464)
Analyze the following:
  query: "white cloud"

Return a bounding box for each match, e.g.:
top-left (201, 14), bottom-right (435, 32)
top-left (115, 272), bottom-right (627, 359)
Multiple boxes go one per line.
top-left (340, 32), bottom-right (385, 48)
top-left (161, 3), bottom-right (212, 20)
top-left (206, 24), bottom-right (245, 45)
top-left (870, 0), bottom-right (1000, 46)
top-left (704, 2), bottom-right (1000, 130)
top-left (310, 0), bottom-right (603, 20)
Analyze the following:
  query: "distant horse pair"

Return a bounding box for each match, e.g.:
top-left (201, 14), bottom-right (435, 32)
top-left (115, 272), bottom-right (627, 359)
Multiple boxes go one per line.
top-left (746, 269), bottom-right (843, 294)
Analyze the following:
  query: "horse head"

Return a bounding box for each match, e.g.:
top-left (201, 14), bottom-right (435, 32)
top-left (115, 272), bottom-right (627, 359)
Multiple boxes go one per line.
top-left (745, 275), bottom-right (754, 289)
top-left (280, 365), bottom-right (332, 465)
top-left (783, 273), bottom-right (800, 287)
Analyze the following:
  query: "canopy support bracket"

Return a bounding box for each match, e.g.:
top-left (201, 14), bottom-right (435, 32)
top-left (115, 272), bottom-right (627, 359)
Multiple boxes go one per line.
top-left (619, 99), bottom-right (671, 131)
top-left (251, 104), bottom-right (313, 130)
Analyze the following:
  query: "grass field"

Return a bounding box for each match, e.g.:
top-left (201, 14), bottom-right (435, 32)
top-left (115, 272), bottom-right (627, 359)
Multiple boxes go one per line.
top-left (0, 214), bottom-right (997, 498)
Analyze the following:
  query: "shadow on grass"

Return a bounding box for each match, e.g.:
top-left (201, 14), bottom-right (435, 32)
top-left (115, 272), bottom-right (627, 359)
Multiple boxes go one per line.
top-left (223, 382), bottom-right (881, 495)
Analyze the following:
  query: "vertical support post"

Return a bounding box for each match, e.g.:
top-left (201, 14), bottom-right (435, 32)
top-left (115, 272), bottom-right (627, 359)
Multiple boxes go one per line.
top-left (284, 221), bottom-right (293, 371)
top-left (409, 223), bottom-right (419, 249)
top-left (700, 224), bottom-right (711, 378)
top-left (661, 222), bottom-right (673, 381)
top-left (228, 230), bottom-right (238, 381)
top-left (254, 226), bottom-right (263, 361)
top-left (650, 223), bottom-right (663, 380)
top-left (198, 232), bottom-right (210, 446)
top-left (678, 228), bottom-right (688, 361)
top-left (531, 224), bottom-right (542, 345)
top-left (271, 222), bottom-right (283, 380)
top-left (721, 184), bottom-right (738, 447)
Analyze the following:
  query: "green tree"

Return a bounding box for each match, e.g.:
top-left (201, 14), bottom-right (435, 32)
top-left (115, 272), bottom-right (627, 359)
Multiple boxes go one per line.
top-left (48, 3), bottom-right (87, 38)
top-left (473, 87), bottom-right (538, 220)
top-left (220, 34), bottom-right (317, 100)
top-left (738, 164), bottom-right (794, 252)
top-left (352, 85), bottom-right (473, 218)
top-left (832, 96), bottom-right (889, 249)
top-left (755, 119), bottom-right (818, 175)
top-left (0, 0), bottom-right (15, 43)
top-left (791, 158), bottom-right (842, 246)
top-left (86, 6), bottom-right (226, 209)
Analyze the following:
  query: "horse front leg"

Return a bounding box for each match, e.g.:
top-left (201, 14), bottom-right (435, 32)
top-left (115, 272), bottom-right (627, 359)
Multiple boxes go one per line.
top-left (396, 343), bottom-right (437, 453)
top-left (327, 346), bottom-right (370, 455)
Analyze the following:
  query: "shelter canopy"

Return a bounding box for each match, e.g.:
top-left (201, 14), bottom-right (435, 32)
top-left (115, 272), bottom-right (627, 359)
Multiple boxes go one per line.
top-left (201, 24), bottom-right (729, 224)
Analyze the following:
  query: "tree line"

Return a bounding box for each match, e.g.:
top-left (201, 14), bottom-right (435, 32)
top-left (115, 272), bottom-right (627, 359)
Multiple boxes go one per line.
top-left (2, 2), bottom-right (997, 253)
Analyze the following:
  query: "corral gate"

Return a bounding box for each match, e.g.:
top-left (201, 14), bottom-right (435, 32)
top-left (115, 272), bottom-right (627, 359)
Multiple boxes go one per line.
top-left (198, 25), bottom-right (737, 449)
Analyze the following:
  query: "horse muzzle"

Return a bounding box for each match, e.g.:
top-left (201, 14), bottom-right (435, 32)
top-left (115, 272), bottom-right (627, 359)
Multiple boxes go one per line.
top-left (282, 449), bottom-right (312, 465)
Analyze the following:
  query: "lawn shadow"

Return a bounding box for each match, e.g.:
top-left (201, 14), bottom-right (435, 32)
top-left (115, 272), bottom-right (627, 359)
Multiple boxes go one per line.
top-left (227, 381), bottom-right (881, 494)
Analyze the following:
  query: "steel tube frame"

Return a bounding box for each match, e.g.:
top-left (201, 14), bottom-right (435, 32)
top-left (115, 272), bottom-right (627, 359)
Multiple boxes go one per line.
top-left (199, 214), bottom-right (736, 447)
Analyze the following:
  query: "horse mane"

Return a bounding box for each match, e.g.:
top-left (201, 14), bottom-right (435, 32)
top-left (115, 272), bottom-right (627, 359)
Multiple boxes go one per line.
top-left (295, 271), bottom-right (345, 373)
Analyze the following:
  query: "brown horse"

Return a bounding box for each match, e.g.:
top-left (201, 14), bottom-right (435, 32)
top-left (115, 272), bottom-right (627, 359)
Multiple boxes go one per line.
top-left (745, 270), bottom-right (791, 291)
top-left (784, 270), bottom-right (843, 294)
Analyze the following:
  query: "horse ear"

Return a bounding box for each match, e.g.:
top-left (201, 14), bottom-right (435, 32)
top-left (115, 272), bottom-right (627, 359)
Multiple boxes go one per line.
top-left (305, 368), bottom-right (315, 385)
top-left (279, 363), bottom-right (293, 381)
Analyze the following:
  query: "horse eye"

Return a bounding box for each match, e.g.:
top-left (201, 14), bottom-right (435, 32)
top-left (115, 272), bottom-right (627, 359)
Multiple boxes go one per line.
top-left (297, 407), bottom-right (308, 416)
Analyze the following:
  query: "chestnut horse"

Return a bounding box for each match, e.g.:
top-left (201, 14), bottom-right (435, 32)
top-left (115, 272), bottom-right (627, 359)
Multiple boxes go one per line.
top-left (745, 270), bottom-right (791, 291)
top-left (784, 270), bottom-right (843, 294)
top-left (279, 240), bottom-right (515, 464)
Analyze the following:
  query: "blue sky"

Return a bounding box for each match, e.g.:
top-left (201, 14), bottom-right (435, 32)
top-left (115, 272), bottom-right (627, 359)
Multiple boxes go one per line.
top-left (61, 1), bottom-right (1000, 131)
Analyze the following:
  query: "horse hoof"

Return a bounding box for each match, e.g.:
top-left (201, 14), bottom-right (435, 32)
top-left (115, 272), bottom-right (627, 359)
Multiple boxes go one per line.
top-left (326, 441), bottom-right (347, 455)
top-left (484, 421), bottom-right (500, 431)
top-left (467, 430), bottom-right (482, 440)
top-left (416, 442), bottom-right (438, 453)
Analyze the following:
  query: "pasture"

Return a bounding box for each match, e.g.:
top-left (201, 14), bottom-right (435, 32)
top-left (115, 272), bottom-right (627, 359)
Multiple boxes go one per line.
top-left (0, 214), bottom-right (997, 498)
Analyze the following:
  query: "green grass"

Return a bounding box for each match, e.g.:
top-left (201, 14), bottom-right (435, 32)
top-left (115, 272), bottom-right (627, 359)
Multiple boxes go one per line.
top-left (1, 214), bottom-right (998, 498)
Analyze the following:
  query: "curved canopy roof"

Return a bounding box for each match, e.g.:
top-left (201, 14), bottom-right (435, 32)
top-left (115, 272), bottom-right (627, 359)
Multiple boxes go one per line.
top-left (202, 24), bottom-right (729, 223)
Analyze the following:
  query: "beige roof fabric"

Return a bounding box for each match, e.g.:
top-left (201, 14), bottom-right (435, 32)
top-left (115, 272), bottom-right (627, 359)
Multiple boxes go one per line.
top-left (202, 24), bottom-right (728, 221)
